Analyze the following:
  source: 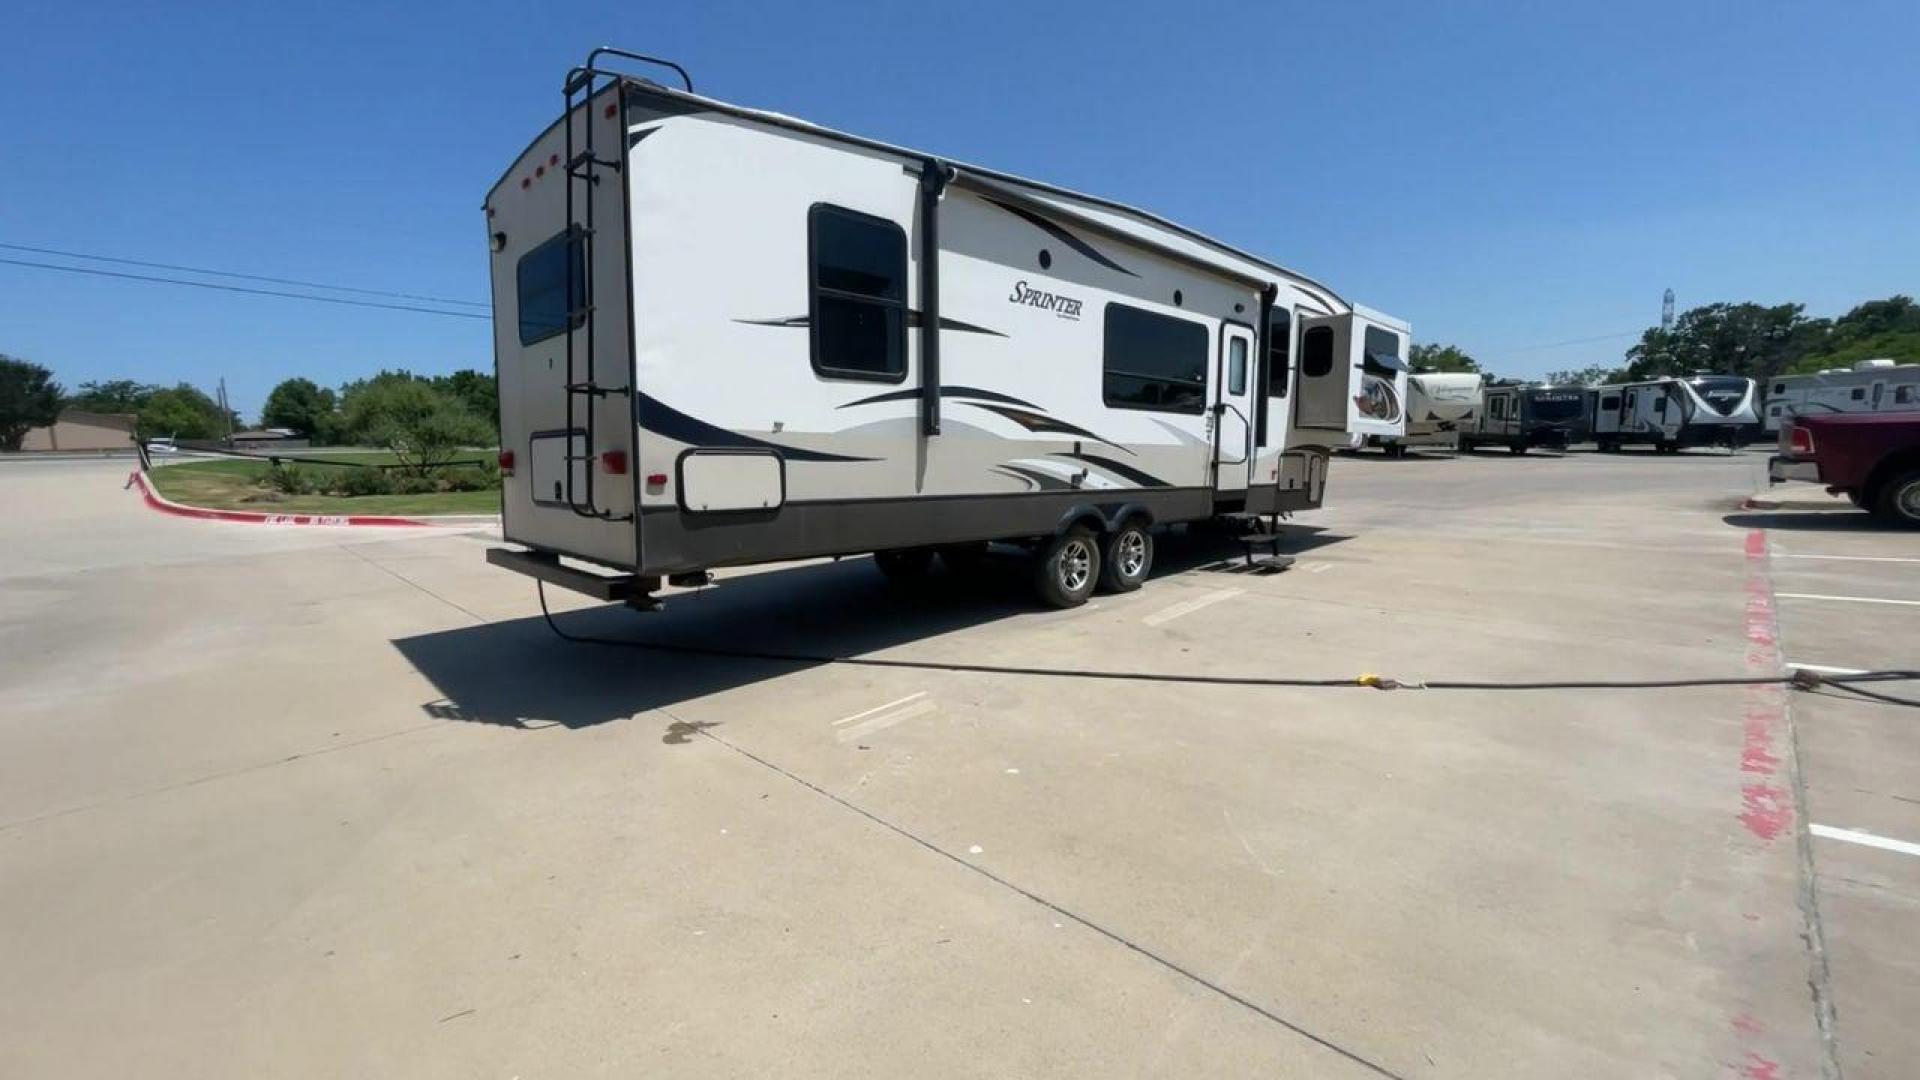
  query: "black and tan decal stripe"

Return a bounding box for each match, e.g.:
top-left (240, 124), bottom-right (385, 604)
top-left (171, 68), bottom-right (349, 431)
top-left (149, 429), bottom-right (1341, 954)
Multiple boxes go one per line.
top-left (638, 392), bottom-right (876, 463)
top-left (734, 313), bottom-right (1006, 336)
top-left (978, 194), bottom-right (1138, 278)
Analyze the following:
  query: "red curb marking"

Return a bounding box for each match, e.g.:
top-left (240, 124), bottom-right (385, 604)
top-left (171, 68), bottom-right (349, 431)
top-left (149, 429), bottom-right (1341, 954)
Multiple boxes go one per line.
top-left (128, 470), bottom-right (430, 528)
top-left (1742, 1052), bottom-right (1783, 1079)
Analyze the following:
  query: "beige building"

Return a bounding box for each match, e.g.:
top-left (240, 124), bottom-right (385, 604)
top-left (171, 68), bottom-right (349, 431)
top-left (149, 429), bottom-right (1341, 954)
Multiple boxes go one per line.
top-left (18, 411), bottom-right (138, 452)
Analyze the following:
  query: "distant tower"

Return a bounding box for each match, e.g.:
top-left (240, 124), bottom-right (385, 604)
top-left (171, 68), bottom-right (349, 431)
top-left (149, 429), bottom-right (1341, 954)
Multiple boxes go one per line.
top-left (1661, 288), bottom-right (1675, 332)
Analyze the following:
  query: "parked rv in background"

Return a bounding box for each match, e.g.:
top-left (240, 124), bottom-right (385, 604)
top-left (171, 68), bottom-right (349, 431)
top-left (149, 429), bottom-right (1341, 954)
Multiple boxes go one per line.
top-left (1590, 375), bottom-right (1758, 452)
top-left (1762, 359), bottom-right (1920, 433)
top-left (1372, 372), bottom-right (1480, 455)
top-left (1461, 384), bottom-right (1588, 454)
top-left (482, 49), bottom-right (1409, 611)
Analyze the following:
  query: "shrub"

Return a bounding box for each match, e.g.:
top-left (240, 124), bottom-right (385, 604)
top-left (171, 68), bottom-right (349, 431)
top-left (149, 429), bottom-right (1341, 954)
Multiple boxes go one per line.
top-left (265, 462), bottom-right (317, 495)
top-left (338, 378), bottom-right (492, 474)
top-left (439, 462), bottom-right (500, 492)
top-left (327, 467), bottom-right (395, 497)
top-left (391, 473), bottom-right (440, 495)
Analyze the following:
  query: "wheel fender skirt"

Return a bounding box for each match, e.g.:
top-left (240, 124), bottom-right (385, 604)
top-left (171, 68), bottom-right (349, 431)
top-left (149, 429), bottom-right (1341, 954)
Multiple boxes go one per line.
top-left (1103, 501), bottom-right (1154, 531)
top-left (1053, 503), bottom-right (1108, 536)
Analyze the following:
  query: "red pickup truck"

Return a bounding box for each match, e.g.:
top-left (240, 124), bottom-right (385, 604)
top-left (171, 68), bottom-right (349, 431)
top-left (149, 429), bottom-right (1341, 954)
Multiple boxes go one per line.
top-left (1769, 413), bottom-right (1920, 526)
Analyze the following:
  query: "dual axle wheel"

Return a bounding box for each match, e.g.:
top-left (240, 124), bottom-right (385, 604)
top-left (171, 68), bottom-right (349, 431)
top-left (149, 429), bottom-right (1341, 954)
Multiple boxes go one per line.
top-left (873, 520), bottom-right (1155, 609)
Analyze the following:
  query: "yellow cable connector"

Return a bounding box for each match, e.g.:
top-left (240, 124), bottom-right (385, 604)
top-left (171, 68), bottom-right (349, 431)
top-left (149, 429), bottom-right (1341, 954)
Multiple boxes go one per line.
top-left (1356, 673), bottom-right (1402, 690)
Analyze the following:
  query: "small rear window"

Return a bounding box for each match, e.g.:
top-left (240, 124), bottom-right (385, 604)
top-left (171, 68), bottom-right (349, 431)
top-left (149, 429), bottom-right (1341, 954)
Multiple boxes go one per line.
top-left (517, 228), bottom-right (585, 346)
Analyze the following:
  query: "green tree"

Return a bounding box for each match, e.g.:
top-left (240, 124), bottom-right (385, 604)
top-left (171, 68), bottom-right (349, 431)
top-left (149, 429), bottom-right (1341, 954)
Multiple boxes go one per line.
top-left (1544, 364), bottom-right (1625, 386)
top-left (1623, 302), bottom-right (1816, 383)
top-left (341, 378), bottom-right (490, 474)
top-left (1785, 295), bottom-right (1920, 374)
top-left (0, 354), bottom-right (65, 451)
top-left (433, 369), bottom-right (498, 435)
top-left (1408, 343), bottom-right (1481, 373)
top-left (66, 379), bottom-right (156, 414)
top-left (138, 384), bottom-right (230, 441)
top-left (260, 377), bottom-right (338, 440)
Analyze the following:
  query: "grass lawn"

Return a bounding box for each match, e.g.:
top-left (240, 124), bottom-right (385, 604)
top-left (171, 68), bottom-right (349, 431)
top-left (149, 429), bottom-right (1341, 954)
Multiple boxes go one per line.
top-left (148, 456), bottom-right (500, 516)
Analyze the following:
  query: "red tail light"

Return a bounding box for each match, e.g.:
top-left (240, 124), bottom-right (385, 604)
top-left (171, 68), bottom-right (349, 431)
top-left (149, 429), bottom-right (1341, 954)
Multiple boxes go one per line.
top-left (497, 449), bottom-right (515, 475)
top-left (601, 450), bottom-right (628, 475)
top-left (1789, 426), bottom-right (1815, 456)
top-left (645, 472), bottom-right (668, 487)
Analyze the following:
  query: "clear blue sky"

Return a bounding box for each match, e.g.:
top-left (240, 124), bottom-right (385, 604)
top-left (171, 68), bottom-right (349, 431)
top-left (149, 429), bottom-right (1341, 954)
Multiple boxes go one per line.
top-left (5, 0), bottom-right (1916, 418)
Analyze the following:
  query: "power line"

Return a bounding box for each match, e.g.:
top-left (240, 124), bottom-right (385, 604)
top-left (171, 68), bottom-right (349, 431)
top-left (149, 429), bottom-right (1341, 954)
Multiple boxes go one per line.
top-left (0, 257), bottom-right (491, 321)
top-left (0, 241), bottom-right (490, 309)
top-left (1485, 329), bottom-right (1642, 357)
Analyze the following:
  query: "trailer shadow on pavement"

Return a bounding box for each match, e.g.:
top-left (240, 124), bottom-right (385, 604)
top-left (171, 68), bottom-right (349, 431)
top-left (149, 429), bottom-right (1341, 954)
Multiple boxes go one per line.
top-left (393, 525), bottom-right (1351, 731)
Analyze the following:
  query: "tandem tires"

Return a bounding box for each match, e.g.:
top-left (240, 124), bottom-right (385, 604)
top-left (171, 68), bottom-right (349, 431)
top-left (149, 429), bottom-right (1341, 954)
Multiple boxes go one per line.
top-left (1033, 526), bottom-right (1101, 608)
top-left (1508, 442), bottom-right (1527, 455)
top-left (1098, 521), bottom-right (1154, 594)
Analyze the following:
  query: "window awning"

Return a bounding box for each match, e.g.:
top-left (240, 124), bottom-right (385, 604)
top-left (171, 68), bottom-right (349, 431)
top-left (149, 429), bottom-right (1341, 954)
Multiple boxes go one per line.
top-left (1365, 351), bottom-right (1410, 373)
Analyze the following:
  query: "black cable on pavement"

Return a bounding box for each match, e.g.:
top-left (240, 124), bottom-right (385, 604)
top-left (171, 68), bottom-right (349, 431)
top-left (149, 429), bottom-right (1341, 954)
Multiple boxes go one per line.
top-left (535, 583), bottom-right (1920, 706)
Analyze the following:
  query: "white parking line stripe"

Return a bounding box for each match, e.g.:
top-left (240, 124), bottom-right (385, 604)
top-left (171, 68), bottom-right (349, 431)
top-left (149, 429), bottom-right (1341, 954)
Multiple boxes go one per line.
top-left (1810, 823), bottom-right (1920, 859)
top-left (833, 691), bottom-right (928, 727)
top-left (1142, 588), bottom-right (1243, 627)
top-left (1775, 592), bottom-right (1920, 607)
top-left (1774, 553), bottom-right (1920, 564)
top-left (836, 698), bottom-right (938, 743)
top-left (1786, 662), bottom-right (1870, 676)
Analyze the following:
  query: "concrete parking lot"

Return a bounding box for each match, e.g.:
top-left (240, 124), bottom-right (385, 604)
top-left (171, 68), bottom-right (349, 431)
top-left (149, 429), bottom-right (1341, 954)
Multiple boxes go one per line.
top-left (0, 449), bottom-right (1912, 1078)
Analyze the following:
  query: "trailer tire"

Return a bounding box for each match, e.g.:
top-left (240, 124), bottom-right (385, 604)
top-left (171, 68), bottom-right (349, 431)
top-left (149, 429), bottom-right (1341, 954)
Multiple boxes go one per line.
top-left (873, 547), bottom-right (934, 583)
top-left (1508, 442), bottom-right (1527, 455)
top-left (1873, 469), bottom-right (1920, 528)
top-left (1098, 521), bottom-right (1153, 593)
top-left (1033, 526), bottom-right (1101, 608)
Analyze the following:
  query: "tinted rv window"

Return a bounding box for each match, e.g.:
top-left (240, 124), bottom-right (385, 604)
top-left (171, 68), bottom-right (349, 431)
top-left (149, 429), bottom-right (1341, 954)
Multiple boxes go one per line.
top-left (517, 228), bottom-right (585, 346)
top-left (809, 204), bottom-right (908, 381)
top-left (1301, 326), bottom-right (1334, 378)
top-left (1898, 385), bottom-right (1915, 406)
top-left (1228, 336), bottom-right (1248, 395)
top-left (1362, 327), bottom-right (1403, 378)
top-left (1850, 387), bottom-right (1866, 401)
top-left (1102, 303), bottom-right (1207, 414)
top-left (1267, 309), bottom-right (1291, 397)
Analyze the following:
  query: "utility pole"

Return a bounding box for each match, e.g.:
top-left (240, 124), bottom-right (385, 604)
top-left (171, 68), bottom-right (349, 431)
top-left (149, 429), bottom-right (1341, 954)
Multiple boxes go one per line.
top-left (1661, 288), bottom-right (1675, 333)
top-left (217, 378), bottom-right (234, 446)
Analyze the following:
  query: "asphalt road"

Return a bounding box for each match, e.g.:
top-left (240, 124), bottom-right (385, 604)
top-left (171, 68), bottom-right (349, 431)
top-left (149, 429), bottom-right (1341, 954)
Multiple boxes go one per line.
top-left (0, 448), bottom-right (1912, 1078)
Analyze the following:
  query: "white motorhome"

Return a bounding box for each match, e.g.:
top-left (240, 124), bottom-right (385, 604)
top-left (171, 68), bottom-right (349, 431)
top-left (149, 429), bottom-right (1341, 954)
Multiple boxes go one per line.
top-left (1372, 372), bottom-right (1480, 455)
top-left (483, 50), bottom-right (1408, 608)
top-left (1591, 374), bottom-right (1758, 452)
top-left (1762, 359), bottom-right (1920, 433)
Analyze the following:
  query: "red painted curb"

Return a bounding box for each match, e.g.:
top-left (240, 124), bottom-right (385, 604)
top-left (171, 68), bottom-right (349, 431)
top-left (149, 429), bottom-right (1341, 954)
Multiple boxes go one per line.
top-left (129, 470), bottom-right (431, 528)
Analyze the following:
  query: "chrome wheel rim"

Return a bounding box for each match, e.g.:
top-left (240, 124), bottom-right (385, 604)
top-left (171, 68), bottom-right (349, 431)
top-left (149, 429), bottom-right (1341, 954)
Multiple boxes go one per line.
top-left (1899, 481), bottom-right (1920, 520)
top-left (1116, 531), bottom-right (1147, 578)
top-left (1060, 539), bottom-right (1093, 592)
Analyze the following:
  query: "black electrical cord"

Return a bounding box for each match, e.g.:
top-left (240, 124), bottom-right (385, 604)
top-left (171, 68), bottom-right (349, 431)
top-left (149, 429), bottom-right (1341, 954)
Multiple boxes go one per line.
top-left (536, 583), bottom-right (1920, 705)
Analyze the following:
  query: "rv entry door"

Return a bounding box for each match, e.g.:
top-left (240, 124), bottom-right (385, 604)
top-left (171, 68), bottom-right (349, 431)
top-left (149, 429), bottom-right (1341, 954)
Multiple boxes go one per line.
top-left (1212, 324), bottom-right (1257, 497)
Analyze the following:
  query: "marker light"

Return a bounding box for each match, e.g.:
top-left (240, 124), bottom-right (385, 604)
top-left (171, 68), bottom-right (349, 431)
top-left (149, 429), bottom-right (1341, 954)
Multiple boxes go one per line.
top-left (601, 450), bottom-right (628, 475)
top-left (497, 449), bottom-right (515, 475)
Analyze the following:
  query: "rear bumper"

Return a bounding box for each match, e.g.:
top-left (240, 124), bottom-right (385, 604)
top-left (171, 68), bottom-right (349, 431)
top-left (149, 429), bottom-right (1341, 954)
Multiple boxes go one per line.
top-left (486, 547), bottom-right (656, 601)
top-left (1768, 455), bottom-right (1820, 484)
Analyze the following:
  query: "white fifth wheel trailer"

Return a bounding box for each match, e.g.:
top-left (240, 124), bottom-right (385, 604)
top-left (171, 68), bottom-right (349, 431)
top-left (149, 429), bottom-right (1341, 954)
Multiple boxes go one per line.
top-left (483, 49), bottom-right (1408, 609)
top-left (1762, 359), bottom-right (1920, 433)
top-left (1371, 372), bottom-right (1480, 455)
top-left (1590, 374), bottom-right (1758, 452)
